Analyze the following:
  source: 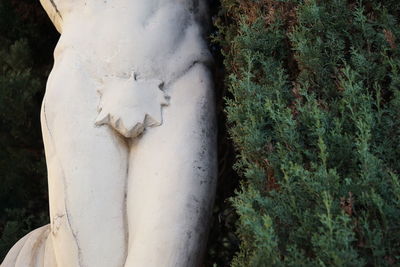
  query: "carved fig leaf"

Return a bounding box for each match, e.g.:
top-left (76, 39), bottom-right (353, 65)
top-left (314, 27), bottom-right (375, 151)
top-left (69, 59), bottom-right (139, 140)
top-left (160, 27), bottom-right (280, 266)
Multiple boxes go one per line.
top-left (95, 73), bottom-right (169, 138)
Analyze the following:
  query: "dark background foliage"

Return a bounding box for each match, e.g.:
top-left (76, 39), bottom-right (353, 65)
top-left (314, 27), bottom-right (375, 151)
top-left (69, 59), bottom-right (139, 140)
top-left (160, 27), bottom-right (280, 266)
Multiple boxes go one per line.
top-left (0, 0), bottom-right (58, 259)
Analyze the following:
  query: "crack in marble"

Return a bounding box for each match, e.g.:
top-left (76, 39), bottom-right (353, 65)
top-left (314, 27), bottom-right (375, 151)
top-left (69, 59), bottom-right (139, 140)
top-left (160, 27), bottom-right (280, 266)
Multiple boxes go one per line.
top-left (49, 0), bottom-right (63, 20)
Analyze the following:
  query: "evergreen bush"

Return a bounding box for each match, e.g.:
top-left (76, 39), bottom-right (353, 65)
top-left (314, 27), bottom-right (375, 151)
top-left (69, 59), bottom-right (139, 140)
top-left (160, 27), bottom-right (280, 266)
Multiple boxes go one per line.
top-left (216, 0), bottom-right (400, 265)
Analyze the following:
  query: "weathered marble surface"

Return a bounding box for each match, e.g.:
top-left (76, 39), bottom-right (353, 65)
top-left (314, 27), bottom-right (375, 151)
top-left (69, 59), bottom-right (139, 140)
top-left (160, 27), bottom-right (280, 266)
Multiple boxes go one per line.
top-left (1, 0), bottom-right (217, 266)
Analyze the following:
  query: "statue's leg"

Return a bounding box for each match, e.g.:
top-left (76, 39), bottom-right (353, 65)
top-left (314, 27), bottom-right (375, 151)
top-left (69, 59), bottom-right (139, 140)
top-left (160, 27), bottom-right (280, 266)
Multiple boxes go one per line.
top-left (125, 64), bottom-right (217, 267)
top-left (41, 52), bottom-right (129, 267)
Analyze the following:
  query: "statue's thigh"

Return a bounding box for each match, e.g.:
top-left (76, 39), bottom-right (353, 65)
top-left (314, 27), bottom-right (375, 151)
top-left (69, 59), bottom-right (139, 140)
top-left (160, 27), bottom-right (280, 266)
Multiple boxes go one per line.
top-left (41, 54), bottom-right (129, 267)
top-left (126, 64), bottom-right (217, 267)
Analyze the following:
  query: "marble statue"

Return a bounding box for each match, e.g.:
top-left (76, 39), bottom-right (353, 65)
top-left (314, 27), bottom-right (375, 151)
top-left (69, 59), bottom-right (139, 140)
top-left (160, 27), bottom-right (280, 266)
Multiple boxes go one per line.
top-left (1, 0), bottom-right (217, 266)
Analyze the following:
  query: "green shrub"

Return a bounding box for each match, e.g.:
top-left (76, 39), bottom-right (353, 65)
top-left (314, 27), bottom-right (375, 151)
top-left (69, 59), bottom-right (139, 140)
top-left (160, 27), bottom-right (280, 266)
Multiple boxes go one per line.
top-left (216, 0), bottom-right (400, 265)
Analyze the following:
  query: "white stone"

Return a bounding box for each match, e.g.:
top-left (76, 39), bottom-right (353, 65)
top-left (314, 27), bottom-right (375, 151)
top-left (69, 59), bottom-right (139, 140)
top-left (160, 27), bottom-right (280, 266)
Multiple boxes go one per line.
top-left (1, 0), bottom-right (217, 266)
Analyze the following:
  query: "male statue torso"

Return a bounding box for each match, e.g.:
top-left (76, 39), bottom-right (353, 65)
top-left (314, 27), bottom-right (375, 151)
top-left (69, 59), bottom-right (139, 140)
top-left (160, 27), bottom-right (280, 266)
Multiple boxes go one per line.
top-left (2, 1), bottom-right (217, 266)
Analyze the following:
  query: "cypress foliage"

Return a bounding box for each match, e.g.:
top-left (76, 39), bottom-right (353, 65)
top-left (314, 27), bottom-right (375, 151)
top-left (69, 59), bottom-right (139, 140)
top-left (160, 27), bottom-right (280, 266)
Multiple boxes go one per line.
top-left (216, 0), bottom-right (400, 265)
top-left (0, 0), bottom-right (57, 259)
